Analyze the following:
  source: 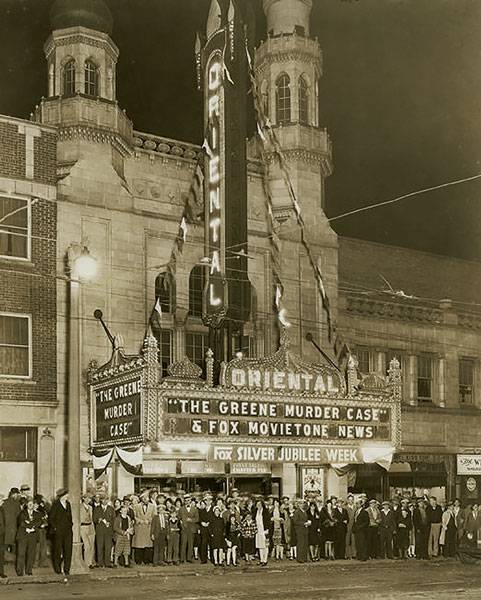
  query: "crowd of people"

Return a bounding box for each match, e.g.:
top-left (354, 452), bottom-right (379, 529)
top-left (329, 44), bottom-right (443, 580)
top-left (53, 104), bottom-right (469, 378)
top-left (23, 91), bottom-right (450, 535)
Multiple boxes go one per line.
top-left (0, 484), bottom-right (478, 578)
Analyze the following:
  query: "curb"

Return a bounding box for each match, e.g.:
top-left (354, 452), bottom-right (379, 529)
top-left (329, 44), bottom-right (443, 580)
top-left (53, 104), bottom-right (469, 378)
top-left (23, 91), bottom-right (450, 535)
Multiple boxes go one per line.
top-left (0, 557), bottom-right (459, 586)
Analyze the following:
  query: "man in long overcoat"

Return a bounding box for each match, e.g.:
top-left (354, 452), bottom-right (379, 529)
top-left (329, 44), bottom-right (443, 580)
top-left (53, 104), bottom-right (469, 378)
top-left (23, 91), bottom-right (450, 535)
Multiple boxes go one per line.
top-left (93, 495), bottom-right (115, 567)
top-left (3, 488), bottom-right (21, 551)
top-left (48, 488), bottom-right (73, 575)
top-left (292, 499), bottom-right (310, 563)
top-left (132, 493), bottom-right (155, 564)
top-left (178, 495), bottom-right (199, 563)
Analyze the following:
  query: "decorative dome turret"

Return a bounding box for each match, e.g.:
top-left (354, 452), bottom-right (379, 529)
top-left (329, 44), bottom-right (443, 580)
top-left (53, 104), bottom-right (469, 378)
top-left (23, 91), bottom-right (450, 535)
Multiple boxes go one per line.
top-left (50, 0), bottom-right (113, 35)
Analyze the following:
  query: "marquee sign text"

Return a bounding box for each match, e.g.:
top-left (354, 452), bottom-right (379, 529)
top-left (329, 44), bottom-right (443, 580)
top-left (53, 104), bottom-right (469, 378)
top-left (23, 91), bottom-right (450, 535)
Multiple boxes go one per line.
top-left (95, 377), bottom-right (142, 444)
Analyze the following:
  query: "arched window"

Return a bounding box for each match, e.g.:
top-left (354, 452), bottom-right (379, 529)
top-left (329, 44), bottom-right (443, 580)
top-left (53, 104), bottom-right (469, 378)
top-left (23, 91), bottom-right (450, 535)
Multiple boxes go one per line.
top-left (63, 59), bottom-right (76, 97)
top-left (155, 272), bottom-right (174, 313)
top-left (275, 73), bottom-right (291, 124)
top-left (189, 266), bottom-right (205, 317)
top-left (84, 60), bottom-right (99, 97)
top-left (299, 76), bottom-right (309, 125)
top-left (260, 80), bottom-right (269, 118)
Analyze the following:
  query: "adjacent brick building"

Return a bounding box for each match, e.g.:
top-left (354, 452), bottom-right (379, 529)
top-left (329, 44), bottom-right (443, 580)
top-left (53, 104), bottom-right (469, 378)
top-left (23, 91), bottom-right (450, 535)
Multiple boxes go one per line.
top-left (0, 115), bottom-right (57, 498)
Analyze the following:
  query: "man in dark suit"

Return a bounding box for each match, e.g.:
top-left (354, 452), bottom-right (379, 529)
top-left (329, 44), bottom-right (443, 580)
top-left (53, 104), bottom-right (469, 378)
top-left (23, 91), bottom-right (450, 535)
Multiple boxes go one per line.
top-left (178, 495), bottom-right (199, 563)
top-left (413, 499), bottom-right (430, 559)
top-left (198, 494), bottom-right (214, 563)
top-left (93, 495), bottom-right (115, 568)
top-left (49, 488), bottom-right (73, 575)
top-left (150, 504), bottom-right (168, 566)
top-left (352, 500), bottom-right (370, 561)
top-left (379, 501), bottom-right (397, 559)
top-left (334, 499), bottom-right (349, 559)
top-left (292, 499), bottom-right (310, 563)
top-left (0, 495), bottom-right (7, 578)
top-left (16, 497), bottom-right (42, 576)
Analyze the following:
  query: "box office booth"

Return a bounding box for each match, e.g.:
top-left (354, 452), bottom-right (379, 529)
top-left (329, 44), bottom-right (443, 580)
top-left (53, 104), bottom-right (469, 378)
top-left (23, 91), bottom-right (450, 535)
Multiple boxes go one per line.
top-left (87, 331), bottom-right (402, 500)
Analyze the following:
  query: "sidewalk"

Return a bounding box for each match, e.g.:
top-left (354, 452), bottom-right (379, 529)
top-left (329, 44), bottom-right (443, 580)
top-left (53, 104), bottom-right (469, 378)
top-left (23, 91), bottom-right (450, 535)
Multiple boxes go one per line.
top-left (1, 556), bottom-right (455, 586)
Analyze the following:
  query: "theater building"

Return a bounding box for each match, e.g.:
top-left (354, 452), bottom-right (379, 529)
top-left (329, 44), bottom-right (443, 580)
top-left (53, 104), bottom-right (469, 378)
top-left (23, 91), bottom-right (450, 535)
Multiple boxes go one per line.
top-left (1, 0), bottom-right (480, 501)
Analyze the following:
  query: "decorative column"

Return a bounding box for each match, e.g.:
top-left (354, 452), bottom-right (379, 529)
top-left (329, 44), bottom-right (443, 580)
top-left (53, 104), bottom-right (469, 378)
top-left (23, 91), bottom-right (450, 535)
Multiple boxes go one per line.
top-left (438, 356), bottom-right (446, 408)
top-left (407, 354), bottom-right (417, 406)
top-left (142, 332), bottom-right (159, 442)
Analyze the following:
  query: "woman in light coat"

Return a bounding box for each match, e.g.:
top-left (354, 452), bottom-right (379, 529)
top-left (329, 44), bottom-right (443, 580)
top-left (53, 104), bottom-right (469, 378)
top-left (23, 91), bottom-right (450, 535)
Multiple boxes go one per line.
top-left (439, 504), bottom-right (457, 557)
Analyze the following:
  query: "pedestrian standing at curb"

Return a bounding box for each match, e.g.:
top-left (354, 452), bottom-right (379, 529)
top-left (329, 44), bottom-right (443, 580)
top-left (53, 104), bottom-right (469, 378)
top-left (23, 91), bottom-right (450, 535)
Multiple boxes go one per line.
top-left (3, 487), bottom-right (21, 554)
top-left (16, 496), bottom-right (41, 576)
top-left (352, 499), bottom-right (369, 561)
top-left (179, 495), bottom-right (199, 563)
top-left (80, 495), bottom-right (95, 569)
top-left (166, 511), bottom-right (180, 565)
top-left (0, 494), bottom-right (7, 578)
top-left (132, 492), bottom-right (155, 565)
top-left (93, 495), bottom-right (115, 568)
top-left (33, 494), bottom-right (49, 568)
top-left (150, 503), bottom-right (168, 566)
top-left (240, 512), bottom-right (256, 562)
top-left (225, 514), bottom-right (241, 566)
top-left (48, 488), bottom-right (73, 576)
top-left (114, 504), bottom-right (134, 568)
top-left (426, 496), bottom-right (443, 558)
top-left (292, 499), bottom-right (309, 564)
top-left (413, 499), bottom-right (430, 560)
top-left (396, 505), bottom-right (412, 559)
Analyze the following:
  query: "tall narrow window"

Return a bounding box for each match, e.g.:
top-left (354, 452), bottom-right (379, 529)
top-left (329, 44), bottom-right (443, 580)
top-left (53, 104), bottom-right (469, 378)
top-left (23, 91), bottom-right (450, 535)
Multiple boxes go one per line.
top-left (84, 60), bottom-right (99, 97)
top-left (275, 73), bottom-right (291, 124)
top-left (299, 76), bottom-right (309, 125)
top-left (261, 80), bottom-right (269, 118)
top-left (186, 332), bottom-right (208, 369)
top-left (63, 59), bottom-right (76, 96)
top-left (0, 314), bottom-right (31, 378)
top-left (355, 346), bottom-right (371, 374)
top-left (155, 272), bottom-right (174, 313)
top-left (0, 196), bottom-right (30, 260)
top-left (159, 330), bottom-right (172, 378)
top-left (417, 355), bottom-right (433, 402)
top-left (189, 266), bottom-right (205, 318)
top-left (459, 358), bottom-right (475, 404)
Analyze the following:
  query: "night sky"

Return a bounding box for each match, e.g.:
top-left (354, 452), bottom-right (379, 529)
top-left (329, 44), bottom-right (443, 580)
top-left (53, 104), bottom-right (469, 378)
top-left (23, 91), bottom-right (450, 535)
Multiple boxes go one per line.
top-left (0, 0), bottom-right (480, 261)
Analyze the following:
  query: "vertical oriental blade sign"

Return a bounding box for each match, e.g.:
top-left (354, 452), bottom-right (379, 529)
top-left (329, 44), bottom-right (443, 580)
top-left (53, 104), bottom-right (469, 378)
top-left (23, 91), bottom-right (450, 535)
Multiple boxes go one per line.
top-left (201, 0), bottom-right (251, 351)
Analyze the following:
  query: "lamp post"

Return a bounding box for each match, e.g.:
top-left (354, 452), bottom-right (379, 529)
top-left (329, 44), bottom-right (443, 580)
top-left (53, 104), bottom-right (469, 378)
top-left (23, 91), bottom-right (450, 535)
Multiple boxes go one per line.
top-left (66, 242), bottom-right (97, 574)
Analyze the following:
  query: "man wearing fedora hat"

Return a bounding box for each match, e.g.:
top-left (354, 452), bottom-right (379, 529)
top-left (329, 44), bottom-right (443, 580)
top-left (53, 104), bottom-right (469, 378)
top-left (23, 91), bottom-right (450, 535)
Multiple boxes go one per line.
top-left (3, 488), bottom-right (21, 553)
top-left (48, 489), bottom-right (73, 576)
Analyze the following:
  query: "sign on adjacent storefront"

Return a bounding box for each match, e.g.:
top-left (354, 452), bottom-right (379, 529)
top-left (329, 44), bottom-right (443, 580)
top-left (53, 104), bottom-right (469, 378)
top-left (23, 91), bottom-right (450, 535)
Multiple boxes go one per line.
top-left (457, 454), bottom-right (481, 475)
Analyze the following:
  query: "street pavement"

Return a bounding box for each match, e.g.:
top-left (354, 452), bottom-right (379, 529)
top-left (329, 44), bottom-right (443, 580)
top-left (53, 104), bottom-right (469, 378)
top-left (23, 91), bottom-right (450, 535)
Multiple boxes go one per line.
top-left (2, 559), bottom-right (481, 600)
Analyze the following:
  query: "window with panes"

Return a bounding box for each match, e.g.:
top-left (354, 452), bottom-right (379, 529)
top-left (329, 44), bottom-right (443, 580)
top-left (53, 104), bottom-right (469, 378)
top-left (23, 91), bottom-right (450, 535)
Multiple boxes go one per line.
top-left (355, 346), bottom-right (371, 374)
top-left (155, 272), bottom-right (173, 313)
top-left (189, 266), bottom-right (205, 318)
top-left (186, 333), bottom-right (208, 369)
top-left (459, 358), bottom-right (475, 404)
top-left (0, 427), bottom-right (36, 461)
top-left (63, 59), bottom-right (75, 96)
top-left (84, 60), bottom-right (99, 97)
top-left (0, 314), bottom-right (31, 377)
top-left (275, 74), bottom-right (291, 124)
top-left (0, 196), bottom-right (30, 260)
top-left (159, 330), bottom-right (172, 378)
top-left (417, 355), bottom-right (433, 402)
top-left (299, 76), bottom-right (309, 125)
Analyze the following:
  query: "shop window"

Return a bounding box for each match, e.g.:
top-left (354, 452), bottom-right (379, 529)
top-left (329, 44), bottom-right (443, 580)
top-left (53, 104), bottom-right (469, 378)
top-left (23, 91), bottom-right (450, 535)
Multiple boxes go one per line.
top-left (294, 25), bottom-right (306, 36)
top-left (298, 75), bottom-right (309, 125)
top-left (155, 272), bottom-right (174, 313)
top-left (0, 427), bottom-right (36, 461)
top-left (0, 196), bottom-right (30, 260)
top-left (159, 330), bottom-right (172, 378)
top-left (355, 346), bottom-right (371, 374)
top-left (417, 355), bottom-right (433, 402)
top-left (186, 332), bottom-right (208, 368)
top-left (84, 60), bottom-right (99, 97)
top-left (189, 266), bottom-right (205, 318)
top-left (0, 313), bottom-right (31, 378)
top-left (275, 73), bottom-right (291, 124)
top-left (459, 358), bottom-right (475, 405)
top-left (63, 59), bottom-right (75, 96)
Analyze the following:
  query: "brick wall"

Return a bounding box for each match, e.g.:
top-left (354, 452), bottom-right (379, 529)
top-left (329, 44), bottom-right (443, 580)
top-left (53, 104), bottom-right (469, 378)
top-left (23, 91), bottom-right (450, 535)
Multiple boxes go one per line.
top-left (0, 116), bottom-right (57, 405)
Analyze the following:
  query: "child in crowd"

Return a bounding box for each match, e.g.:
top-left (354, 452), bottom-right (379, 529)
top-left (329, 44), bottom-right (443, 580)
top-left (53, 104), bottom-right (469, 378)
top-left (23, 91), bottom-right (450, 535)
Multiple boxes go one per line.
top-left (208, 506), bottom-right (225, 566)
top-left (166, 511), bottom-right (181, 565)
top-left (241, 512), bottom-right (257, 562)
top-left (225, 514), bottom-right (241, 566)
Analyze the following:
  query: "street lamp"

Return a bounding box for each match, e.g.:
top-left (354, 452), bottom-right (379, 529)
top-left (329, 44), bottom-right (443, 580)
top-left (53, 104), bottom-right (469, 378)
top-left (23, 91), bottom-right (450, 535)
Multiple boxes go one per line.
top-left (66, 242), bottom-right (97, 574)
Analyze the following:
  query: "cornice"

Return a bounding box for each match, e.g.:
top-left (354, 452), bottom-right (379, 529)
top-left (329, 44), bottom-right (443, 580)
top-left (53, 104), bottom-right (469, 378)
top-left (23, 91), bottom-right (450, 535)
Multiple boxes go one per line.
top-left (58, 124), bottom-right (132, 157)
top-left (44, 29), bottom-right (119, 62)
top-left (265, 148), bottom-right (333, 174)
